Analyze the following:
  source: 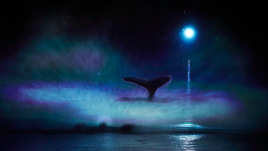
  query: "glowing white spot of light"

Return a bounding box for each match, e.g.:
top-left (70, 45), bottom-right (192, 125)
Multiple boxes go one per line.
top-left (184, 28), bottom-right (195, 39)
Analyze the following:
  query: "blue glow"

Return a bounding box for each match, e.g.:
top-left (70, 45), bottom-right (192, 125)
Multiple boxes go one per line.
top-left (181, 27), bottom-right (196, 42)
top-left (168, 123), bottom-right (203, 128)
top-left (184, 28), bottom-right (195, 39)
top-left (3, 82), bottom-right (241, 127)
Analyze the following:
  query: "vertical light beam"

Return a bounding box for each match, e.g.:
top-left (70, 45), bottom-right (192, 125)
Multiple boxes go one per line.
top-left (186, 60), bottom-right (192, 123)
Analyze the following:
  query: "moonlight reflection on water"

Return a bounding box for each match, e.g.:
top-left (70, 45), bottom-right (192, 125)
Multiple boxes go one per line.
top-left (170, 134), bottom-right (204, 151)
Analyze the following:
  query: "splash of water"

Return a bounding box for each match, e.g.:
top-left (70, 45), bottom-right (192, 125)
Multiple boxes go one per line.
top-left (186, 60), bottom-right (192, 123)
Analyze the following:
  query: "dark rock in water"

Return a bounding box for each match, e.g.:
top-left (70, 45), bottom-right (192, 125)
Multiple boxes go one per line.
top-left (120, 124), bottom-right (135, 134)
top-left (98, 123), bottom-right (108, 132)
top-left (69, 123), bottom-right (133, 134)
top-left (69, 124), bottom-right (97, 133)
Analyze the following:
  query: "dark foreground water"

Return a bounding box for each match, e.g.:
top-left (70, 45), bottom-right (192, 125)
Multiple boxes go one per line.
top-left (1, 133), bottom-right (267, 151)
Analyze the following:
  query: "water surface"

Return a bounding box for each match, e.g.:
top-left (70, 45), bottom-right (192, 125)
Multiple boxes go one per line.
top-left (1, 133), bottom-right (266, 151)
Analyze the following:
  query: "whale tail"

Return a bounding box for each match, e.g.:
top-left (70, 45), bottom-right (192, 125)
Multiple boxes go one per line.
top-left (122, 75), bottom-right (172, 100)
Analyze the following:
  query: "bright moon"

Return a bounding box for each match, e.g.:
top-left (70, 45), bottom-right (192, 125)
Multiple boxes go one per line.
top-left (184, 28), bottom-right (195, 39)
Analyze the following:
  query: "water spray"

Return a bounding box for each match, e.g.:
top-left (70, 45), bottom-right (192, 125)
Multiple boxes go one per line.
top-left (186, 60), bottom-right (192, 123)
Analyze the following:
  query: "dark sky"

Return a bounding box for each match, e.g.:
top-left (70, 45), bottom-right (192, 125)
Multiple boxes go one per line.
top-left (1, 0), bottom-right (267, 86)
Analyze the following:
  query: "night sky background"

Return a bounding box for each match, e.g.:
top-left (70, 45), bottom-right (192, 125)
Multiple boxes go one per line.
top-left (1, 0), bottom-right (268, 130)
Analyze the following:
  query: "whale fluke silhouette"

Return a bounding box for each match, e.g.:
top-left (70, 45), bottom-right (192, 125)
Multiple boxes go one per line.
top-left (122, 75), bottom-right (172, 100)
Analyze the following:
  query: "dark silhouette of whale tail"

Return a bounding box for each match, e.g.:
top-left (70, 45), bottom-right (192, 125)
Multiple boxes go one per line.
top-left (122, 75), bottom-right (172, 100)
